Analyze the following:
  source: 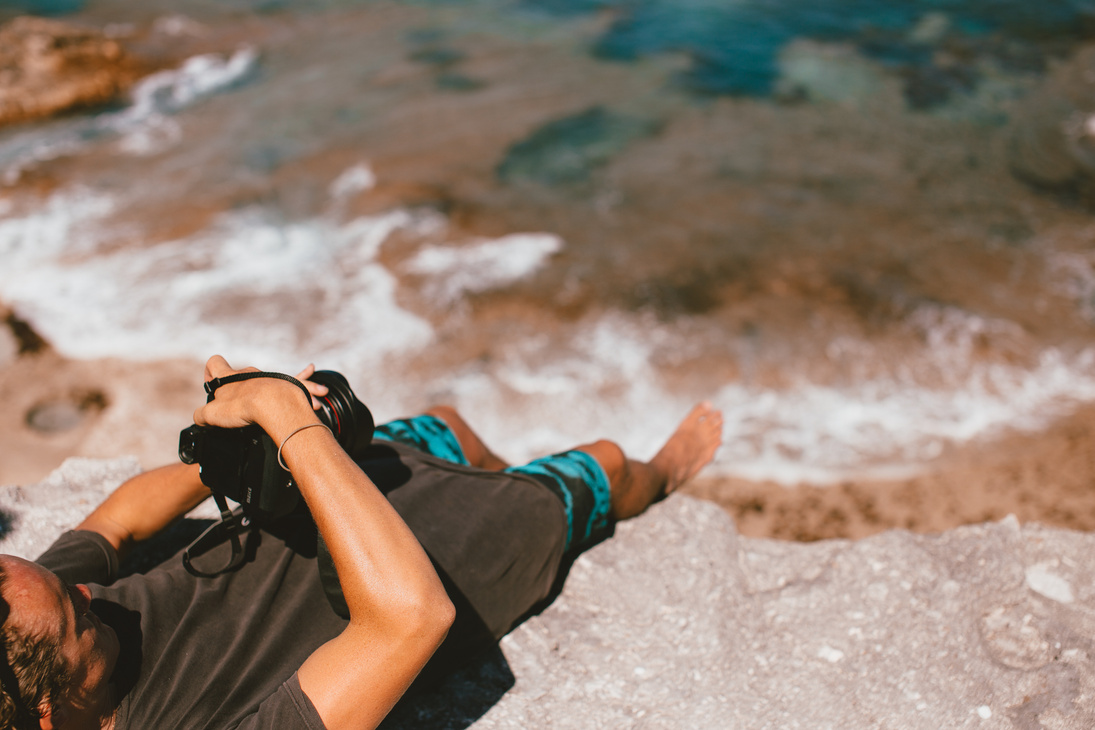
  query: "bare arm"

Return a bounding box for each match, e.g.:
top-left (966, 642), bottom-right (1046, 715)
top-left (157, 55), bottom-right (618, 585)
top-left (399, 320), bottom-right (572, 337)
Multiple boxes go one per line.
top-left (193, 356), bottom-right (454, 730)
top-left (75, 463), bottom-right (210, 562)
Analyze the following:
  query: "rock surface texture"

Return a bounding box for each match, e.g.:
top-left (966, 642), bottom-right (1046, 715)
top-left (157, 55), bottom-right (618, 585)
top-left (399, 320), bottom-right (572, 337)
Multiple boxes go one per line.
top-left (0, 17), bottom-right (142, 127)
top-left (3, 458), bottom-right (1094, 729)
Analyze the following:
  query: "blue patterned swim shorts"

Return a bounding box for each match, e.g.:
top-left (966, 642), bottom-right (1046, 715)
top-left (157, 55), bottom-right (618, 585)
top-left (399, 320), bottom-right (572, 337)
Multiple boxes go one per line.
top-left (374, 414), bottom-right (614, 551)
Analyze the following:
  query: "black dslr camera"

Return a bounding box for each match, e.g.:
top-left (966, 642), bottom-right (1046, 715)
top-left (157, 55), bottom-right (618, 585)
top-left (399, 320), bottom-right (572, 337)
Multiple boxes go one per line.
top-left (179, 370), bottom-right (374, 519)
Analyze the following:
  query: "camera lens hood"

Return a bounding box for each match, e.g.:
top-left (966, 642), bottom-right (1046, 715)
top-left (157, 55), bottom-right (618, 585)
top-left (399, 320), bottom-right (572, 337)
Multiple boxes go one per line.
top-left (309, 370), bottom-right (374, 455)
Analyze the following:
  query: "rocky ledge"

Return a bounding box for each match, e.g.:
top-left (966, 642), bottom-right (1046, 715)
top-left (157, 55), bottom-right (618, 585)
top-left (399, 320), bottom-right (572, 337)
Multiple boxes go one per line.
top-left (2, 458), bottom-right (1093, 728)
top-left (0, 16), bottom-right (144, 127)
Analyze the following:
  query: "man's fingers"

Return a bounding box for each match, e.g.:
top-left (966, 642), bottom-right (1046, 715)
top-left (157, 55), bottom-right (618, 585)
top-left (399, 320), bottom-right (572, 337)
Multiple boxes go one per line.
top-left (193, 399), bottom-right (222, 427)
top-left (203, 354), bottom-right (233, 383)
top-left (195, 355), bottom-right (266, 428)
top-left (203, 355), bottom-right (260, 385)
top-left (295, 363), bottom-right (329, 410)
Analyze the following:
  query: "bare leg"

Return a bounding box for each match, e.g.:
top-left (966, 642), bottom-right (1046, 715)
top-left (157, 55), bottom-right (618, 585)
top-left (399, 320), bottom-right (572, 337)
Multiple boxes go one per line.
top-left (426, 405), bottom-right (510, 470)
top-left (427, 402), bottom-right (723, 519)
top-left (577, 402), bottom-right (724, 520)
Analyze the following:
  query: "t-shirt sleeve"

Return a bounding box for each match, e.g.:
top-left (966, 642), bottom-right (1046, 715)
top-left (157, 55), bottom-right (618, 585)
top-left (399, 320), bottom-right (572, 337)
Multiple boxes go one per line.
top-left (35, 530), bottom-right (119, 586)
top-left (232, 673), bottom-right (327, 730)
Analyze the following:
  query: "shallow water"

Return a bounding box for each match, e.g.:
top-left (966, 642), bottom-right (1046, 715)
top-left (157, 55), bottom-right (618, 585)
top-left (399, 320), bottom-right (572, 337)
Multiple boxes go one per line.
top-left (2, 0), bottom-right (1095, 483)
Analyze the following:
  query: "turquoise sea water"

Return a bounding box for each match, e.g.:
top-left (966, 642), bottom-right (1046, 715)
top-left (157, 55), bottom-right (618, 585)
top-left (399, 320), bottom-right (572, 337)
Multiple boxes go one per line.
top-left (12, 0), bottom-right (1095, 100)
top-left (2, 0), bottom-right (1095, 482)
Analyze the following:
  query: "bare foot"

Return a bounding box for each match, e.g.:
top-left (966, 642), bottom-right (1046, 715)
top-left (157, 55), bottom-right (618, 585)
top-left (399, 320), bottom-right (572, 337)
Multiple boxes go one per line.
top-left (575, 402), bottom-right (724, 521)
top-left (650, 402), bottom-right (723, 495)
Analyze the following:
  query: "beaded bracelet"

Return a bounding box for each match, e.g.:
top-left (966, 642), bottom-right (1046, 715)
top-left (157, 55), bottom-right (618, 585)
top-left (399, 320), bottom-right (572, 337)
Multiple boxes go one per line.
top-left (277, 423), bottom-right (332, 470)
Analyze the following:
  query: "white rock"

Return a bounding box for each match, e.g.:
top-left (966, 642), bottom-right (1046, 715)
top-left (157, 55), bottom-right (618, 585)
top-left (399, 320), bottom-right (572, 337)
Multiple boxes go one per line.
top-left (4, 458), bottom-right (1095, 729)
top-left (1025, 561), bottom-right (1075, 604)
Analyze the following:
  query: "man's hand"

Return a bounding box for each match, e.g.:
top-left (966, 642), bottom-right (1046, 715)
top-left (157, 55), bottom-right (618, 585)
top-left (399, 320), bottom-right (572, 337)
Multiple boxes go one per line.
top-left (192, 355), bottom-right (317, 438)
top-left (74, 357), bottom-right (330, 563)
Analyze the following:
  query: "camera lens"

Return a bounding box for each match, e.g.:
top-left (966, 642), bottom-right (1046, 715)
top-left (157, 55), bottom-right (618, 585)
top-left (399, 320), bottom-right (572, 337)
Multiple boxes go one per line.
top-left (308, 371), bottom-right (374, 455)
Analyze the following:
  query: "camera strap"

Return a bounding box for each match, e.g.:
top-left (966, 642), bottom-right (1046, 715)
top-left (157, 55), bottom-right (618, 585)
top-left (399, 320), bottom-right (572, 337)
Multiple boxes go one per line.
top-left (182, 491), bottom-right (250, 577)
top-left (204, 371), bottom-right (313, 404)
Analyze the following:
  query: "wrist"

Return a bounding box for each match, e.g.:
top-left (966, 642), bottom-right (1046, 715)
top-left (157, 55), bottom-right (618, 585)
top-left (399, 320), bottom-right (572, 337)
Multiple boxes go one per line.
top-left (254, 381), bottom-right (320, 443)
top-left (278, 423), bottom-right (332, 470)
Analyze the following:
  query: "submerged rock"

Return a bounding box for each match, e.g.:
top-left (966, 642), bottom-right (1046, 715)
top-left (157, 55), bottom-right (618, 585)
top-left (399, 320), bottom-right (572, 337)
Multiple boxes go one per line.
top-left (0, 301), bottom-right (49, 368)
top-left (1008, 45), bottom-right (1095, 208)
top-left (774, 40), bottom-right (892, 106)
top-left (497, 106), bottom-right (659, 185)
top-left (0, 16), bottom-right (144, 127)
top-left (3, 459), bottom-right (1094, 728)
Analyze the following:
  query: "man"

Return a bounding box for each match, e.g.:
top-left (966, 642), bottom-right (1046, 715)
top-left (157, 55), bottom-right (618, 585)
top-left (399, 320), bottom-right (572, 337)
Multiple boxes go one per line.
top-left (0, 355), bottom-right (723, 729)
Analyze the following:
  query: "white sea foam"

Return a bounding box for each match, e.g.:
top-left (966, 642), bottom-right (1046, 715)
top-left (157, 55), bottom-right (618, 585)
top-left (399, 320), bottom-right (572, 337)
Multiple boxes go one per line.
top-left (404, 233), bottom-right (563, 305)
top-left (0, 188), bottom-right (433, 369)
top-left (0, 47), bottom-right (259, 180)
top-left (152, 14), bottom-right (207, 37)
top-left (329, 163), bottom-right (377, 199)
top-left (433, 318), bottom-right (679, 461)
top-left (115, 47), bottom-right (259, 155)
top-left (0, 188), bottom-right (115, 261)
top-left (133, 48), bottom-right (258, 116)
top-left (712, 347), bottom-right (1095, 484)
top-left (1048, 248), bottom-right (1095, 322)
top-left (0, 129), bottom-right (87, 186)
top-left (6, 187), bottom-right (1095, 484)
top-left (427, 313), bottom-right (1095, 483)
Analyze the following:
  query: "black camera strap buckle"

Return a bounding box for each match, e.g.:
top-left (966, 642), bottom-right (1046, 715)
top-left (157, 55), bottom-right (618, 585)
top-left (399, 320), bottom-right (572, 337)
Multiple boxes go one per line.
top-left (182, 492), bottom-right (250, 578)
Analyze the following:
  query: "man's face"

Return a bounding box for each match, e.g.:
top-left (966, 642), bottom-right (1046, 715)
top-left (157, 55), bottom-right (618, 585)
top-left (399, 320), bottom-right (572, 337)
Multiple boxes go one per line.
top-left (0, 556), bottom-right (119, 714)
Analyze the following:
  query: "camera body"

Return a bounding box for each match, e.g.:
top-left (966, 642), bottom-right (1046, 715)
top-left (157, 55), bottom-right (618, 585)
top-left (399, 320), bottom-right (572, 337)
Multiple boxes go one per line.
top-left (178, 370), bottom-right (374, 518)
top-left (179, 423), bottom-right (297, 515)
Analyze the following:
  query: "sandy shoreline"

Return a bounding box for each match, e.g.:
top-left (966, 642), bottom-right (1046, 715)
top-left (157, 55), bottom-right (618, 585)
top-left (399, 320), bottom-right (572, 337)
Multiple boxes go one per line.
top-left (4, 311), bottom-right (1093, 543)
top-left (683, 401), bottom-right (1095, 540)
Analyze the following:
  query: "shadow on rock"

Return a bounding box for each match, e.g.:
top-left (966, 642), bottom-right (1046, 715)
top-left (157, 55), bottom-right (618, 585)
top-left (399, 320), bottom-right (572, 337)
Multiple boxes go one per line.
top-left (0, 509), bottom-right (15, 540)
top-left (382, 647), bottom-right (515, 730)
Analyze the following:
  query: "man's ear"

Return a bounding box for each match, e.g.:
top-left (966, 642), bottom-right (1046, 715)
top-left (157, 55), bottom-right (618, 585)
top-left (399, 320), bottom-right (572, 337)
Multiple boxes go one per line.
top-left (38, 701), bottom-right (68, 729)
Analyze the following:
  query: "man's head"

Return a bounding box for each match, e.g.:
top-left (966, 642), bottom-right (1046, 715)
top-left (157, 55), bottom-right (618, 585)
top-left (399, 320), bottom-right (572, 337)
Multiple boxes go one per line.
top-left (0, 557), bottom-right (119, 729)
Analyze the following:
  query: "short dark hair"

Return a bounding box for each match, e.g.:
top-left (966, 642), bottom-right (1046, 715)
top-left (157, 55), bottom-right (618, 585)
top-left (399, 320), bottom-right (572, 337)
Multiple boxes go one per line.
top-left (0, 568), bottom-right (73, 730)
